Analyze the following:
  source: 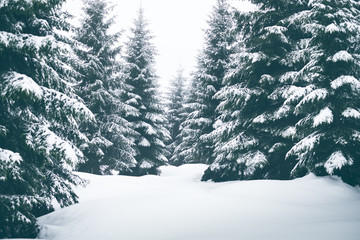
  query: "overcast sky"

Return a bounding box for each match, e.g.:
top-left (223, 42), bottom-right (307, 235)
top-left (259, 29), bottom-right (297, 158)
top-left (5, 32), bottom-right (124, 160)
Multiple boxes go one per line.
top-left (63, 0), bottom-right (255, 89)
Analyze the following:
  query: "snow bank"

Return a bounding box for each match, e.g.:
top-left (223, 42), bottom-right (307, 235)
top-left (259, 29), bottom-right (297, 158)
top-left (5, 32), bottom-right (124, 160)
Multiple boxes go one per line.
top-left (38, 164), bottom-right (360, 240)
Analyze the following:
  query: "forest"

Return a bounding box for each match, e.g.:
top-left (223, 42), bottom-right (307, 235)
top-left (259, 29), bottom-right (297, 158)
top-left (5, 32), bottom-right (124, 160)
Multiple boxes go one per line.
top-left (0, 0), bottom-right (360, 238)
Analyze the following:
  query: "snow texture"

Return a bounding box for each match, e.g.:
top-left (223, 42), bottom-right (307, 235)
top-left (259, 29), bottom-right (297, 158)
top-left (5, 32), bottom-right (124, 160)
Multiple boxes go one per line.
top-left (240, 151), bottom-right (267, 176)
top-left (3, 72), bottom-right (43, 99)
top-left (27, 124), bottom-right (84, 169)
top-left (281, 85), bottom-right (315, 105)
top-left (286, 133), bottom-right (321, 160)
top-left (138, 137), bottom-right (151, 147)
top-left (0, 148), bottom-right (22, 164)
top-left (325, 23), bottom-right (342, 33)
top-left (38, 164), bottom-right (360, 240)
top-left (313, 107), bottom-right (333, 127)
top-left (330, 51), bottom-right (354, 62)
top-left (325, 151), bottom-right (353, 175)
top-left (263, 26), bottom-right (288, 43)
top-left (139, 161), bottom-right (153, 169)
top-left (331, 75), bottom-right (360, 91)
top-left (281, 126), bottom-right (296, 138)
top-left (342, 108), bottom-right (360, 119)
top-left (295, 88), bottom-right (328, 113)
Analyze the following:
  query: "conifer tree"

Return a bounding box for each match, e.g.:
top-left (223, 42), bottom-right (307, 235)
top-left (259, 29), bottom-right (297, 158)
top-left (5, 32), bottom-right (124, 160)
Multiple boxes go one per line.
top-left (171, 76), bottom-right (203, 165)
top-left (166, 68), bottom-right (186, 162)
top-left (122, 8), bottom-right (170, 175)
top-left (75, 0), bottom-right (136, 175)
top-left (204, 0), bottom-right (360, 186)
top-left (174, 0), bottom-right (234, 165)
top-left (284, 0), bottom-right (360, 186)
top-left (0, 0), bottom-right (93, 237)
top-left (203, 0), bottom-right (309, 181)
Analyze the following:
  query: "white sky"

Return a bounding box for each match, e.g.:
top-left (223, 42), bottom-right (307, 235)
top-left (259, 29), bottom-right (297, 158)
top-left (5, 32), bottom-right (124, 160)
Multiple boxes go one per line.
top-left (63, 0), bottom-right (255, 89)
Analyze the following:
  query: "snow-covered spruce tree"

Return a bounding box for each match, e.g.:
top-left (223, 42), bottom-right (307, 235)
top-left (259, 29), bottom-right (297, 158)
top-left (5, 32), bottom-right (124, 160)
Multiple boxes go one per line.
top-left (285, 0), bottom-right (360, 186)
top-left (122, 8), bottom-right (170, 175)
top-left (171, 75), bottom-right (203, 165)
top-left (0, 0), bottom-right (93, 238)
top-left (202, 0), bottom-right (310, 181)
top-left (166, 68), bottom-right (186, 163)
top-left (75, 0), bottom-right (136, 175)
top-left (174, 0), bottom-right (234, 165)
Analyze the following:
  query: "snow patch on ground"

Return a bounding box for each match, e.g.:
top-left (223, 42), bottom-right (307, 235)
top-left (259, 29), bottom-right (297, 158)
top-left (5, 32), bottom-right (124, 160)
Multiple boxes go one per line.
top-left (38, 164), bottom-right (360, 240)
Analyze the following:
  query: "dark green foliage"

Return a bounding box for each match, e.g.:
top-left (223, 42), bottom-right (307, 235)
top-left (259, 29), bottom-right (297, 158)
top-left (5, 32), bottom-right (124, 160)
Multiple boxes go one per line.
top-left (285, 0), bottom-right (360, 186)
top-left (0, 0), bottom-right (92, 237)
top-left (203, 0), bottom-right (360, 186)
top-left (122, 8), bottom-right (170, 175)
top-left (166, 68), bottom-right (186, 162)
top-left (173, 0), bottom-right (234, 165)
top-left (75, 0), bottom-right (136, 175)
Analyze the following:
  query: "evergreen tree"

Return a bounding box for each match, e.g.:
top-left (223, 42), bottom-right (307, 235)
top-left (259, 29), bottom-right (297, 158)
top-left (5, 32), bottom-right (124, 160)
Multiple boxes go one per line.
top-left (203, 0), bottom-right (310, 181)
top-left (174, 0), bottom-right (234, 165)
top-left (122, 8), bottom-right (170, 175)
top-left (204, 0), bottom-right (360, 186)
top-left (166, 68), bottom-right (186, 163)
top-left (75, 0), bottom-right (136, 175)
top-left (0, 0), bottom-right (93, 237)
top-left (171, 75), bottom-right (204, 165)
top-left (285, 0), bottom-right (360, 186)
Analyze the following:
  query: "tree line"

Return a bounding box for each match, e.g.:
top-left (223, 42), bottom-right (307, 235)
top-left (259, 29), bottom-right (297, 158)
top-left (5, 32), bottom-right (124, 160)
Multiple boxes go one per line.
top-left (1, 0), bottom-right (360, 238)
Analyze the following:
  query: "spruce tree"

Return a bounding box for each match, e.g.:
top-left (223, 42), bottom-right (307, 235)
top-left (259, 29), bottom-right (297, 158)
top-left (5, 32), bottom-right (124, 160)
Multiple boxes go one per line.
top-left (285, 0), bottom-right (360, 186)
top-left (171, 75), bottom-right (204, 165)
top-left (122, 8), bottom-right (170, 175)
top-left (203, 0), bottom-right (360, 186)
top-left (0, 0), bottom-right (93, 237)
top-left (75, 0), bottom-right (136, 175)
top-left (174, 0), bottom-right (234, 165)
top-left (203, 0), bottom-right (309, 181)
top-left (166, 68), bottom-right (186, 163)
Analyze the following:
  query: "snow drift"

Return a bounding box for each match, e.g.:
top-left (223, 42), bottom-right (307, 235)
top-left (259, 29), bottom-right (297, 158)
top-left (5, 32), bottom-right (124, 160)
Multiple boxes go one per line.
top-left (38, 164), bottom-right (360, 240)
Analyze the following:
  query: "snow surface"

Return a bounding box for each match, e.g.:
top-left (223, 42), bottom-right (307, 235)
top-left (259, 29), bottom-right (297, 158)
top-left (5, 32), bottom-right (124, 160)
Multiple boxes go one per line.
top-left (4, 72), bottom-right (43, 99)
top-left (0, 148), bottom-right (22, 164)
top-left (313, 107), bottom-right (333, 127)
top-left (330, 51), bottom-right (354, 62)
top-left (331, 75), bottom-right (360, 91)
top-left (325, 23), bottom-right (342, 34)
top-left (38, 164), bottom-right (360, 240)
top-left (342, 108), bottom-right (360, 119)
top-left (325, 151), bottom-right (352, 175)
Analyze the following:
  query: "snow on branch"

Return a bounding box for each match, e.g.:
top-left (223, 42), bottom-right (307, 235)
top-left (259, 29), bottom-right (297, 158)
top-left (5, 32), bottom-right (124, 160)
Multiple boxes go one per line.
top-left (313, 107), bottom-right (333, 127)
top-left (325, 23), bottom-right (344, 34)
top-left (263, 26), bottom-right (289, 43)
top-left (0, 148), bottom-right (22, 164)
top-left (342, 108), bottom-right (360, 119)
top-left (26, 123), bottom-right (84, 170)
top-left (238, 151), bottom-right (267, 176)
top-left (295, 88), bottom-right (328, 114)
top-left (331, 75), bottom-right (360, 92)
top-left (286, 133), bottom-right (322, 161)
top-left (3, 72), bottom-right (43, 99)
top-left (328, 51), bottom-right (354, 62)
top-left (324, 151), bottom-right (353, 175)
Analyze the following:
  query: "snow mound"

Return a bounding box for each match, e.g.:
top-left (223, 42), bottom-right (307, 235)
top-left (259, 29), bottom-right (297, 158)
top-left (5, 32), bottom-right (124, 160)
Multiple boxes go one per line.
top-left (38, 164), bottom-right (360, 240)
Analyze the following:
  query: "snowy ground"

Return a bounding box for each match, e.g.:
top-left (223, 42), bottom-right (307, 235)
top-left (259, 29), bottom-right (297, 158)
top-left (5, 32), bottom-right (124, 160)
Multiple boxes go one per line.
top-left (38, 164), bottom-right (360, 240)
